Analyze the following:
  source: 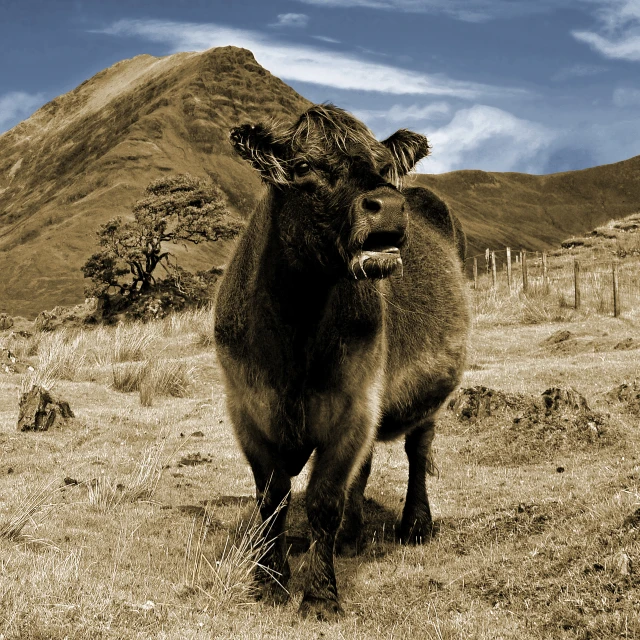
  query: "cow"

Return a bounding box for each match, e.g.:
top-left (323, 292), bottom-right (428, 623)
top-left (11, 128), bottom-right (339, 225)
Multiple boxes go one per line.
top-left (214, 104), bottom-right (469, 620)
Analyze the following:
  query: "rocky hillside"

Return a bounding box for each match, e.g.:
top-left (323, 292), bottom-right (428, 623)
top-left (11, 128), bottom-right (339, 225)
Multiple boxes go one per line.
top-left (1, 45), bottom-right (639, 317)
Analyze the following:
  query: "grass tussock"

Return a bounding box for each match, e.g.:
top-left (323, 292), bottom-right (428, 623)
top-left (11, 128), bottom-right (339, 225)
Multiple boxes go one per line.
top-left (111, 358), bottom-right (195, 403)
top-left (111, 361), bottom-right (148, 393)
top-left (112, 323), bottom-right (158, 362)
top-left (0, 480), bottom-right (60, 544)
top-left (86, 440), bottom-right (167, 512)
top-left (180, 499), bottom-right (286, 611)
top-left (36, 331), bottom-right (86, 381)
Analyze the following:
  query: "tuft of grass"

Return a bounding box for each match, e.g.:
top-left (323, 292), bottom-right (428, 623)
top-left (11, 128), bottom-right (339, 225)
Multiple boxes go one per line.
top-left (111, 361), bottom-right (148, 392)
top-left (147, 359), bottom-right (195, 398)
top-left (180, 498), bottom-right (287, 611)
top-left (0, 480), bottom-right (60, 543)
top-left (111, 358), bottom-right (195, 401)
top-left (87, 439), bottom-right (167, 512)
top-left (193, 306), bottom-right (217, 348)
top-left (112, 323), bottom-right (157, 362)
top-left (36, 331), bottom-right (86, 381)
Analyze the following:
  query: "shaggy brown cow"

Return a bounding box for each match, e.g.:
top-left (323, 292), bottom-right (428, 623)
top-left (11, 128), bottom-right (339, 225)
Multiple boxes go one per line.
top-left (214, 104), bottom-right (469, 620)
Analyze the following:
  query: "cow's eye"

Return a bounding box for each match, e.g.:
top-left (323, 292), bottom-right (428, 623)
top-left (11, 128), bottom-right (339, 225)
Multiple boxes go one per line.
top-left (380, 164), bottom-right (393, 178)
top-left (293, 161), bottom-right (311, 177)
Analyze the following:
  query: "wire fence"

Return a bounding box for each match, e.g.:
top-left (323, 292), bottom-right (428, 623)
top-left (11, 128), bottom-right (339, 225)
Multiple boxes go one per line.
top-left (468, 248), bottom-right (640, 317)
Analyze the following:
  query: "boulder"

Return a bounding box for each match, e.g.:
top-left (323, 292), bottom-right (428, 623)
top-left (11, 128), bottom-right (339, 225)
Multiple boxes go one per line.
top-left (17, 385), bottom-right (74, 431)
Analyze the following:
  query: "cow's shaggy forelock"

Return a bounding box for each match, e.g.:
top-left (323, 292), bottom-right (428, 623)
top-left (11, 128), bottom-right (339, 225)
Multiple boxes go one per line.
top-left (232, 104), bottom-right (428, 188)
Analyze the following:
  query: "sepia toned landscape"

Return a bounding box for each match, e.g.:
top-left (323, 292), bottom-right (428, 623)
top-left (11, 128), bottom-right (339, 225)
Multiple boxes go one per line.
top-left (1, 46), bottom-right (640, 639)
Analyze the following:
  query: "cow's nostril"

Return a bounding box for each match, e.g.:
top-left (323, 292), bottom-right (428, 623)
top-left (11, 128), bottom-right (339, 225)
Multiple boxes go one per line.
top-left (362, 197), bottom-right (383, 213)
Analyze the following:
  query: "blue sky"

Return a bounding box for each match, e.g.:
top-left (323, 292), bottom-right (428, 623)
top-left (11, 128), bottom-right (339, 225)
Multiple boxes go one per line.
top-left (1, 0), bottom-right (639, 174)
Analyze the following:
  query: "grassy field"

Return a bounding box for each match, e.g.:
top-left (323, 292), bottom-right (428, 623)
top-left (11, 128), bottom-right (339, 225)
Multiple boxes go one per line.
top-left (1, 255), bottom-right (640, 638)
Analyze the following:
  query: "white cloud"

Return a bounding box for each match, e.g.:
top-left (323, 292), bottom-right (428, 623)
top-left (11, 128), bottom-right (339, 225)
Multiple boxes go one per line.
top-left (418, 105), bottom-right (555, 174)
top-left (613, 86), bottom-right (640, 105)
top-left (312, 35), bottom-right (341, 43)
top-left (551, 63), bottom-right (607, 82)
top-left (269, 13), bottom-right (310, 28)
top-left (294, 0), bottom-right (571, 22)
top-left (101, 19), bottom-right (519, 98)
top-left (0, 91), bottom-right (44, 133)
top-left (572, 0), bottom-right (640, 61)
top-left (355, 101), bottom-right (451, 123)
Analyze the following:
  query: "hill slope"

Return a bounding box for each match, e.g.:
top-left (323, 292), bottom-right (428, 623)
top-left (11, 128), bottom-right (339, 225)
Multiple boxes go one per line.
top-left (0, 45), bottom-right (639, 317)
top-left (416, 156), bottom-right (640, 261)
top-left (0, 47), bottom-right (310, 318)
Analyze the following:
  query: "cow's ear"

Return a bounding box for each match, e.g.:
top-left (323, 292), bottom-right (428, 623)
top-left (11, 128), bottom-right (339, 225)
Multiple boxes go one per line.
top-left (382, 129), bottom-right (431, 176)
top-left (229, 123), bottom-right (289, 185)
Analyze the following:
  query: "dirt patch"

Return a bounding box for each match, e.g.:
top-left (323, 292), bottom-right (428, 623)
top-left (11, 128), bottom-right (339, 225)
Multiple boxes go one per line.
top-left (540, 331), bottom-right (640, 355)
top-left (604, 381), bottom-right (640, 416)
top-left (448, 386), bottom-right (527, 421)
top-left (177, 452), bottom-right (214, 466)
top-left (447, 386), bottom-right (618, 465)
top-left (542, 329), bottom-right (574, 345)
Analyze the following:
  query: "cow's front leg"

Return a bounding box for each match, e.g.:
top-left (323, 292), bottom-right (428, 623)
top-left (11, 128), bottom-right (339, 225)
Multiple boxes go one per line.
top-left (299, 434), bottom-right (372, 620)
top-left (399, 419), bottom-right (436, 543)
top-left (233, 411), bottom-right (292, 604)
top-left (336, 451), bottom-right (372, 557)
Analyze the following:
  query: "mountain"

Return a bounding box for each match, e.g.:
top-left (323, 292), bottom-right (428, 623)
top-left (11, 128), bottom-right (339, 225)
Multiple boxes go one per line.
top-left (0, 47), bottom-right (310, 318)
top-left (1, 45), bottom-right (639, 318)
top-left (416, 157), bottom-right (640, 262)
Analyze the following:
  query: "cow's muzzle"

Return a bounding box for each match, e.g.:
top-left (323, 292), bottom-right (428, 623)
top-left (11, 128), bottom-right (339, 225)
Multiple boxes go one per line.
top-left (349, 190), bottom-right (407, 280)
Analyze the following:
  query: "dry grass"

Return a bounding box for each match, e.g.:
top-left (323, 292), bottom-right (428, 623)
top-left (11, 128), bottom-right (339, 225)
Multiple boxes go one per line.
top-left (0, 480), bottom-right (60, 544)
top-left (112, 323), bottom-right (158, 362)
top-left (181, 498), bottom-right (287, 612)
top-left (3, 238), bottom-right (640, 638)
top-left (86, 439), bottom-right (167, 512)
top-left (111, 358), bottom-right (195, 402)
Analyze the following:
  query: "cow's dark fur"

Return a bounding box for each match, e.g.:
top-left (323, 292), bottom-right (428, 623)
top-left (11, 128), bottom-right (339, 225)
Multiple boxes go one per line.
top-left (214, 104), bottom-right (469, 619)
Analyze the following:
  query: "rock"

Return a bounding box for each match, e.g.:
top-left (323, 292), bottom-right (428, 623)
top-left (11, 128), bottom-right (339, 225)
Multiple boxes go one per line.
top-left (17, 385), bottom-right (74, 431)
top-left (0, 313), bottom-right (14, 330)
top-left (604, 551), bottom-right (633, 578)
top-left (34, 310), bottom-right (57, 332)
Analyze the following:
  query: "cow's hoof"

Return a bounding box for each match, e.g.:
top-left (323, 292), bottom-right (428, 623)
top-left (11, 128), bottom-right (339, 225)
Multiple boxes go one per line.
top-left (256, 582), bottom-right (289, 606)
top-left (398, 519), bottom-right (437, 545)
top-left (335, 531), bottom-right (366, 557)
top-left (299, 596), bottom-right (344, 621)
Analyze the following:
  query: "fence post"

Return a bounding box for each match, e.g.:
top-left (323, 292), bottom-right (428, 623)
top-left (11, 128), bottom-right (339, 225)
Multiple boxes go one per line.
top-left (485, 248), bottom-right (490, 275)
top-left (574, 260), bottom-right (581, 310)
top-left (473, 257), bottom-right (478, 290)
top-left (522, 250), bottom-right (529, 293)
top-left (506, 247), bottom-right (512, 291)
top-left (491, 251), bottom-right (497, 288)
top-left (542, 252), bottom-right (549, 293)
top-left (613, 262), bottom-right (620, 317)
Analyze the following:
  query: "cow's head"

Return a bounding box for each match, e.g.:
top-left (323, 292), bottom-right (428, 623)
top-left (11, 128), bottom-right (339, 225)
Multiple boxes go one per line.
top-left (230, 104), bottom-right (430, 280)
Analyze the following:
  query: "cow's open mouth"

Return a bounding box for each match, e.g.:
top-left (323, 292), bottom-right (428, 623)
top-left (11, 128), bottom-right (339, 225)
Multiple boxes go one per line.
top-left (350, 231), bottom-right (404, 280)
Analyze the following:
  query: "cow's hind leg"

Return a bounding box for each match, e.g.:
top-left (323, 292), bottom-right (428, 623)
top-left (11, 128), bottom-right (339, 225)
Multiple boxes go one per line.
top-left (336, 451), bottom-right (372, 557)
top-left (234, 415), bottom-right (292, 603)
top-left (399, 419), bottom-right (436, 544)
top-left (300, 435), bottom-right (372, 620)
